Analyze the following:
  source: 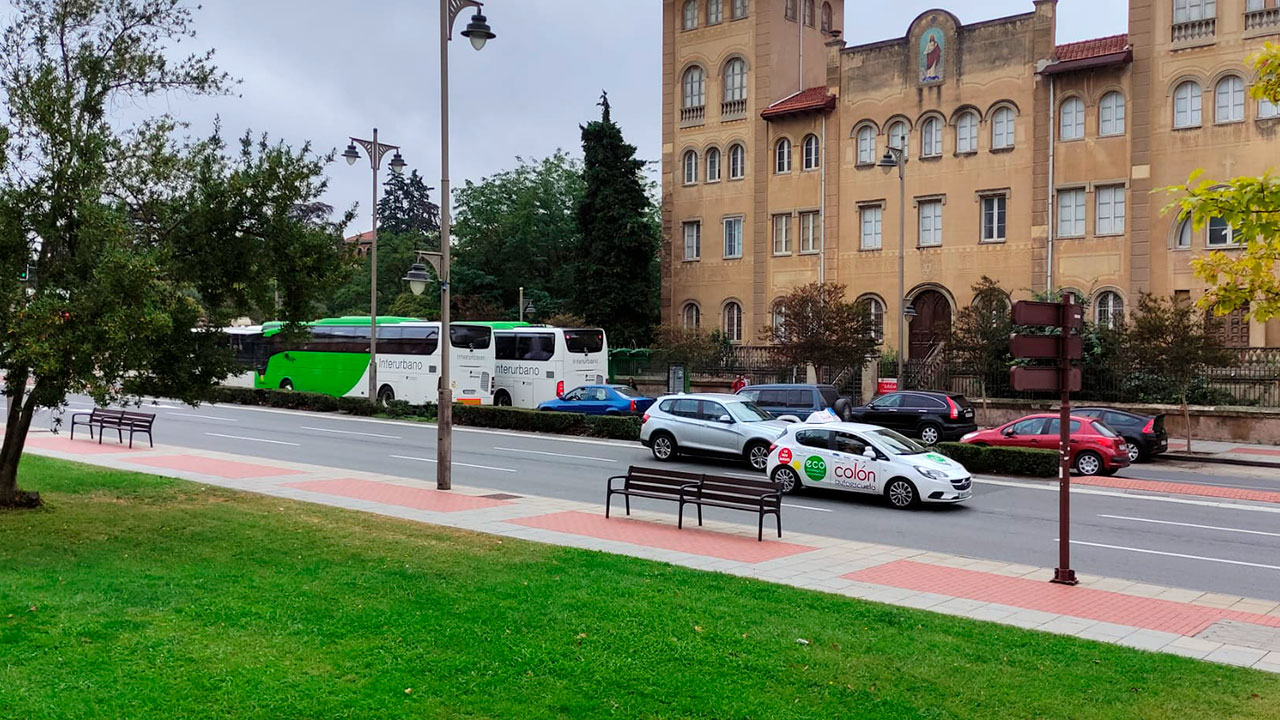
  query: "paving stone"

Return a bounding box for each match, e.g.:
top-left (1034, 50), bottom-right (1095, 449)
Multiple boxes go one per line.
top-left (1204, 645), bottom-right (1269, 667)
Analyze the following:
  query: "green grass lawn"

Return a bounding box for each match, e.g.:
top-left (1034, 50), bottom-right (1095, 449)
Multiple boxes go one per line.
top-left (2, 457), bottom-right (1278, 720)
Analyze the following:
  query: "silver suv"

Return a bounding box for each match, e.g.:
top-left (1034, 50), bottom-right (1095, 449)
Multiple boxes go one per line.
top-left (640, 393), bottom-right (792, 471)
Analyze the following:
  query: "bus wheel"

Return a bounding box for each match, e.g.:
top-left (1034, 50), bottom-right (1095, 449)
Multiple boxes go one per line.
top-left (279, 379), bottom-right (293, 391)
top-left (494, 391), bottom-right (511, 407)
top-left (377, 385), bottom-right (395, 404)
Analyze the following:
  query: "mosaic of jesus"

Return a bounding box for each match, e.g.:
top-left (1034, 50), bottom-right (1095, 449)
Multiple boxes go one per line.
top-left (920, 28), bottom-right (944, 83)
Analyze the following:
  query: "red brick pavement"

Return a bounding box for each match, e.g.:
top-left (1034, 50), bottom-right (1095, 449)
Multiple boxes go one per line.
top-left (1228, 447), bottom-right (1280, 458)
top-left (511, 511), bottom-right (818, 563)
top-left (24, 436), bottom-right (144, 455)
top-left (124, 455), bottom-right (304, 479)
top-left (284, 478), bottom-right (512, 513)
top-left (1075, 475), bottom-right (1280, 504)
top-left (846, 560), bottom-right (1280, 635)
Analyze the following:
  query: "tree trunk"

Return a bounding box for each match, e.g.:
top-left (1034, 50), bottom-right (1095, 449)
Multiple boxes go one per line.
top-left (0, 371), bottom-right (39, 507)
top-left (1182, 393), bottom-right (1192, 455)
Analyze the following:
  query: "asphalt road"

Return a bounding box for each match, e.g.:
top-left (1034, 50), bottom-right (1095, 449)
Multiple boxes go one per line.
top-left (28, 398), bottom-right (1280, 601)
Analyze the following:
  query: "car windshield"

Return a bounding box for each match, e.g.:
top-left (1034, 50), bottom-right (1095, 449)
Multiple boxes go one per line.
top-left (727, 401), bottom-right (773, 422)
top-left (869, 428), bottom-right (926, 455)
top-left (614, 386), bottom-right (642, 398)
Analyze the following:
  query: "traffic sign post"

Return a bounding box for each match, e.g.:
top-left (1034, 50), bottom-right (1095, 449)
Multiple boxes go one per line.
top-left (1010, 294), bottom-right (1083, 586)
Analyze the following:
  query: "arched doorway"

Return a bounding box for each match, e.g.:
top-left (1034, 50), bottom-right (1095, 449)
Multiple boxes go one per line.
top-left (908, 290), bottom-right (951, 360)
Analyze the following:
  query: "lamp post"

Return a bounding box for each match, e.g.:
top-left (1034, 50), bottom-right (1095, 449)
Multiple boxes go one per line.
top-left (517, 286), bottom-right (536, 323)
top-left (432, 0), bottom-right (494, 491)
top-left (344, 131), bottom-right (407, 403)
top-left (877, 146), bottom-right (907, 389)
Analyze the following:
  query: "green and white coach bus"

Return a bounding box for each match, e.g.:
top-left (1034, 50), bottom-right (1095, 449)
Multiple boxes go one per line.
top-left (468, 322), bottom-right (608, 409)
top-left (236, 316), bottom-right (496, 405)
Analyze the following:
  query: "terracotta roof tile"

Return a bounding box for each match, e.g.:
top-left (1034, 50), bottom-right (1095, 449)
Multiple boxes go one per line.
top-left (1055, 34), bottom-right (1129, 63)
top-left (761, 86), bottom-right (836, 119)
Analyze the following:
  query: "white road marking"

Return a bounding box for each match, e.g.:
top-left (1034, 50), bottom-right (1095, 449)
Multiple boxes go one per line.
top-left (1063, 539), bottom-right (1280, 571)
top-left (977, 477), bottom-right (1280, 515)
top-left (205, 432), bottom-right (299, 446)
top-left (492, 446), bottom-right (616, 463)
top-left (783, 503), bottom-right (834, 513)
top-left (1098, 514), bottom-right (1280, 539)
top-left (390, 454), bottom-right (516, 473)
top-left (170, 413), bottom-right (237, 422)
top-left (301, 426), bottom-right (401, 439)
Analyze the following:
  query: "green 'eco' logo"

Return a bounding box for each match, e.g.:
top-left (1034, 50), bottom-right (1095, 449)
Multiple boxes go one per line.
top-left (803, 456), bottom-right (827, 481)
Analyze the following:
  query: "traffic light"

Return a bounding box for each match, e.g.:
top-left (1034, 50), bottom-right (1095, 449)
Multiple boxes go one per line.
top-left (19, 265), bottom-right (28, 281)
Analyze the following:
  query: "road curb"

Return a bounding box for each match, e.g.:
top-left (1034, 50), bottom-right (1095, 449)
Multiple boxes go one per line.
top-left (1158, 453), bottom-right (1280, 470)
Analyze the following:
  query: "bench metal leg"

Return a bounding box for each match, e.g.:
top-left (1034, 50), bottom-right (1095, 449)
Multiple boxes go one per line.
top-left (776, 511), bottom-right (782, 538)
top-left (758, 513), bottom-right (764, 542)
top-left (605, 490), bottom-right (612, 518)
top-left (696, 503), bottom-right (703, 527)
top-left (624, 495), bottom-right (630, 516)
top-left (677, 500), bottom-right (685, 529)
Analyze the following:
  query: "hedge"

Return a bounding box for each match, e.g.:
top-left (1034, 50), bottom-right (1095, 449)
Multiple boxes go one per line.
top-left (584, 414), bottom-right (642, 441)
top-left (452, 405), bottom-right (584, 435)
top-left (934, 442), bottom-right (1058, 478)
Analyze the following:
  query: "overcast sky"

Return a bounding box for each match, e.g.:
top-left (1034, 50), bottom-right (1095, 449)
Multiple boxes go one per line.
top-left (9, 1), bottom-right (1129, 232)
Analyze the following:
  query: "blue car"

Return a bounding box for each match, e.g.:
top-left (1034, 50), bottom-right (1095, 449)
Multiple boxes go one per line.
top-left (537, 384), bottom-right (655, 416)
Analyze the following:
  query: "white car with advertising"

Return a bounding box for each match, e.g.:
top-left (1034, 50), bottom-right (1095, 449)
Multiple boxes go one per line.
top-left (765, 414), bottom-right (973, 509)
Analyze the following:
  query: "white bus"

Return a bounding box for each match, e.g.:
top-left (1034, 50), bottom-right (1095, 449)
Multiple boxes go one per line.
top-left (243, 317), bottom-right (496, 406)
top-left (223, 325), bottom-right (264, 388)
top-left (489, 325), bottom-right (609, 408)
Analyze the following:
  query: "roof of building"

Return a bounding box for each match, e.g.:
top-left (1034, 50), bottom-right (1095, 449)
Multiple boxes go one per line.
top-left (345, 230), bottom-right (375, 245)
top-left (1044, 34), bottom-right (1131, 75)
top-left (761, 86), bottom-right (837, 120)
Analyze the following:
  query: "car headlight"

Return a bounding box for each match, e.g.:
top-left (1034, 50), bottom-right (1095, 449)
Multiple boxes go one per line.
top-left (914, 466), bottom-right (948, 481)
top-left (960, 432), bottom-right (976, 442)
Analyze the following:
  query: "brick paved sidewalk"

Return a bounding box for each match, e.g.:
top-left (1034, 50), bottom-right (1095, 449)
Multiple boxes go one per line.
top-left (1164, 438), bottom-right (1280, 468)
top-left (19, 433), bottom-right (1280, 673)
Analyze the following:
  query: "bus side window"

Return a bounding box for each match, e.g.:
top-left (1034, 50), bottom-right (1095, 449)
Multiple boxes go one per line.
top-left (379, 326), bottom-right (404, 355)
top-left (532, 334), bottom-right (555, 360)
top-left (495, 334), bottom-right (517, 360)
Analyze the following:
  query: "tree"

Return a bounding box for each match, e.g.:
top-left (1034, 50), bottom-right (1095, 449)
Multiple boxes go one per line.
top-left (386, 292), bottom-right (438, 320)
top-left (652, 324), bottom-right (725, 370)
top-left (949, 277), bottom-right (1011, 411)
top-left (0, 0), bottom-right (349, 507)
top-left (451, 153), bottom-right (584, 318)
top-left (542, 312), bottom-right (587, 328)
top-left (377, 169), bottom-right (440, 239)
top-left (1123, 293), bottom-right (1236, 453)
top-left (573, 92), bottom-right (661, 346)
top-left (759, 283), bottom-right (879, 373)
top-left (1164, 43), bottom-right (1280, 321)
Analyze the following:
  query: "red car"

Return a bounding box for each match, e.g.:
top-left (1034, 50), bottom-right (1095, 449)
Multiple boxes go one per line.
top-left (960, 413), bottom-right (1130, 476)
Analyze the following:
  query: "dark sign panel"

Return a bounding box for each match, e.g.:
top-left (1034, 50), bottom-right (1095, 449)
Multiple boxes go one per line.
top-left (1009, 335), bottom-right (1083, 360)
top-left (1010, 366), bottom-right (1082, 392)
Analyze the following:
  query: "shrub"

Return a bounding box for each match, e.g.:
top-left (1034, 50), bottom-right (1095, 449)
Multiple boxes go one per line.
top-left (935, 442), bottom-right (1058, 477)
top-left (584, 414), bottom-right (641, 441)
top-left (336, 397), bottom-right (376, 416)
top-left (453, 405), bottom-right (585, 435)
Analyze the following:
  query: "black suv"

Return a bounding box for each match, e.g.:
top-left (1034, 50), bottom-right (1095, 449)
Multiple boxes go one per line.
top-left (736, 384), bottom-right (853, 420)
top-left (845, 391), bottom-right (977, 445)
top-left (1073, 407), bottom-right (1168, 463)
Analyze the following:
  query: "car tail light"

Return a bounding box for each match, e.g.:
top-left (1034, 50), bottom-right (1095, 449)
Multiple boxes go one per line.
top-left (556, 380), bottom-right (564, 397)
top-left (945, 396), bottom-right (960, 420)
top-left (1141, 418), bottom-right (1154, 433)
top-left (630, 399), bottom-right (636, 412)
top-left (642, 413), bottom-right (650, 423)
top-left (769, 443), bottom-right (777, 452)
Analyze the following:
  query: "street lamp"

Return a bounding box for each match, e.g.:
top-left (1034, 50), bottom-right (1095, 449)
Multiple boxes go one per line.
top-left (516, 286), bottom-right (536, 323)
top-left (345, 129), bottom-right (406, 404)
top-left (878, 146), bottom-right (907, 389)
top-left (435, 0), bottom-right (495, 491)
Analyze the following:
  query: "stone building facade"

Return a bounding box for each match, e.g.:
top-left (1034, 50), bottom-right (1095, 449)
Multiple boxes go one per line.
top-left (661, 0), bottom-right (1280, 360)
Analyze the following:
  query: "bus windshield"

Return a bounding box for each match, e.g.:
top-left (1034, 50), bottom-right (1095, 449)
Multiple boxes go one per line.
top-left (564, 329), bottom-right (604, 354)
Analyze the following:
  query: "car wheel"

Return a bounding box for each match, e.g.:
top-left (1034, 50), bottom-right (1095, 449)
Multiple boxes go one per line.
top-left (377, 385), bottom-right (395, 404)
top-left (650, 432), bottom-right (677, 462)
top-left (772, 465), bottom-right (803, 495)
top-left (279, 379), bottom-right (293, 391)
top-left (1123, 439), bottom-right (1143, 463)
top-left (1074, 451), bottom-right (1103, 477)
top-left (744, 441), bottom-right (771, 472)
top-left (885, 478), bottom-right (919, 509)
top-left (493, 391), bottom-right (511, 407)
top-left (918, 422), bottom-right (942, 446)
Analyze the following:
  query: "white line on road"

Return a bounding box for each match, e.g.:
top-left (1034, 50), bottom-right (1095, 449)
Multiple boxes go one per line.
top-left (301, 426), bottom-right (401, 439)
top-left (1098, 514), bottom-right (1280, 539)
top-left (205, 432), bottom-right (299, 446)
top-left (783, 503), bottom-right (834, 513)
top-left (977, 477), bottom-right (1280, 515)
top-left (170, 413), bottom-right (238, 422)
top-left (492, 446), bottom-right (616, 463)
top-left (390, 454), bottom-right (516, 473)
top-left (1062, 539), bottom-right (1280, 571)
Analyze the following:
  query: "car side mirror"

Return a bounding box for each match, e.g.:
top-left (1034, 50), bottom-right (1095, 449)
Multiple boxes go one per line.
top-left (718, 414), bottom-right (733, 424)
top-left (862, 447), bottom-right (876, 459)
top-left (1003, 428), bottom-right (1016, 437)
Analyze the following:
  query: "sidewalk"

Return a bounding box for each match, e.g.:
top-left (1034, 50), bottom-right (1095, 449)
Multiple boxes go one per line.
top-left (20, 433), bottom-right (1280, 674)
top-left (1163, 438), bottom-right (1280, 468)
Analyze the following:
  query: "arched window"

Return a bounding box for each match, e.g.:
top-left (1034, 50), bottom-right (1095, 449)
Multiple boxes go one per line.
top-left (1060, 97), bottom-right (1084, 140)
top-left (887, 120), bottom-right (909, 157)
top-left (1099, 91), bottom-right (1125, 136)
top-left (1174, 215), bottom-right (1193, 248)
top-left (991, 107), bottom-right (1015, 149)
top-left (723, 302), bottom-right (743, 342)
top-left (921, 117), bottom-right (942, 157)
top-left (728, 143), bottom-right (746, 179)
top-left (775, 137), bottom-right (792, 173)
top-left (856, 125), bottom-right (876, 164)
top-left (682, 67), bottom-right (705, 110)
top-left (731, 0), bottom-right (747, 19)
top-left (1216, 76), bottom-right (1245, 123)
top-left (682, 303), bottom-right (701, 329)
top-left (723, 58), bottom-right (747, 103)
top-left (956, 111), bottom-right (978, 153)
top-left (683, 0), bottom-right (699, 30)
top-left (802, 134), bottom-right (820, 170)
top-left (1095, 291), bottom-right (1124, 329)
top-left (771, 303), bottom-right (788, 340)
top-left (784, 0), bottom-right (796, 20)
top-left (706, 147), bottom-right (721, 182)
top-left (1174, 81), bottom-right (1202, 128)
top-left (860, 296), bottom-right (885, 338)
top-left (683, 150), bottom-right (698, 184)
top-left (802, 0), bottom-right (815, 26)
top-left (820, 2), bottom-right (833, 32)
top-left (707, 0), bottom-right (723, 24)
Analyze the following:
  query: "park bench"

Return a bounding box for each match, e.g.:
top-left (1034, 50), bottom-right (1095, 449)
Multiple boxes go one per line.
top-left (605, 465), bottom-right (785, 541)
top-left (70, 408), bottom-right (155, 448)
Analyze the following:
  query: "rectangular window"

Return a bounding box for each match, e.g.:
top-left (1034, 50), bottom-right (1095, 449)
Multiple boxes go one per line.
top-left (799, 211), bottom-right (820, 253)
top-left (772, 214), bottom-right (792, 255)
top-left (707, 0), bottom-right (723, 24)
top-left (1261, 98), bottom-right (1280, 119)
top-left (860, 206), bottom-right (883, 250)
top-left (1057, 189), bottom-right (1086, 238)
top-left (1095, 186), bottom-right (1126, 236)
top-left (731, 0), bottom-right (748, 19)
top-left (981, 195), bottom-right (1007, 242)
top-left (1174, 0), bottom-right (1216, 23)
top-left (723, 217), bottom-right (743, 258)
top-left (918, 200), bottom-right (942, 247)
top-left (957, 115), bottom-right (978, 153)
top-left (1207, 217), bottom-right (1235, 247)
top-left (683, 221), bottom-right (701, 260)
